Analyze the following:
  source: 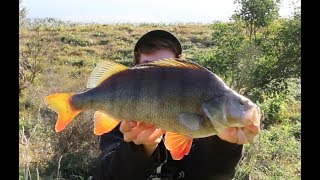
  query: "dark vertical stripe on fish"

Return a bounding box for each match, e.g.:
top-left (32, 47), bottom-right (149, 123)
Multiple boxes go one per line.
top-left (156, 67), bottom-right (168, 122)
top-left (130, 69), bottom-right (142, 120)
top-left (178, 68), bottom-right (188, 113)
top-left (108, 75), bottom-right (118, 117)
top-left (154, 67), bottom-right (166, 121)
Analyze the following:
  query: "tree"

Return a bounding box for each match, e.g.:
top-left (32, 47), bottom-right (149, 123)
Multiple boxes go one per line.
top-left (19, 3), bottom-right (28, 28)
top-left (233, 0), bottom-right (281, 41)
top-left (19, 30), bottom-right (56, 94)
top-left (293, 0), bottom-right (301, 20)
top-left (195, 18), bottom-right (300, 102)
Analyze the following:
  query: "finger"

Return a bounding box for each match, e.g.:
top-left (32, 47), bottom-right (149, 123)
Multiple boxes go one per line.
top-left (134, 127), bottom-right (157, 145)
top-left (148, 128), bottom-right (166, 142)
top-left (246, 124), bottom-right (260, 134)
top-left (243, 125), bottom-right (260, 143)
top-left (217, 127), bottom-right (237, 143)
top-left (236, 128), bottom-right (247, 144)
top-left (136, 122), bottom-right (154, 129)
top-left (119, 121), bottom-right (137, 133)
top-left (123, 123), bottom-right (151, 142)
top-left (123, 125), bottom-right (147, 142)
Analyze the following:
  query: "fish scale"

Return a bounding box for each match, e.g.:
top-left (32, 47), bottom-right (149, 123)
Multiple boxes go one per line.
top-left (71, 65), bottom-right (217, 137)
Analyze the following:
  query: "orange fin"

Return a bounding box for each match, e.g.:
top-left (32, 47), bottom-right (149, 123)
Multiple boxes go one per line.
top-left (164, 132), bottom-right (193, 160)
top-left (94, 111), bottom-right (120, 135)
top-left (44, 93), bottom-right (81, 132)
top-left (86, 60), bottom-right (128, 89)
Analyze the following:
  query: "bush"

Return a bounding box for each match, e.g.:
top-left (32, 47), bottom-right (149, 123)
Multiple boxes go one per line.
top-left (258, 94), bottom-right (288, 129)
top-left (258, 78), bottom-right (301, 129)
top-left (40, 111), bottom-right (100, 179)
top-left (65, 59), bottom-right (86, 67)
top-left (99, 40), bottom-right (109, 45)
top-left (61, 35), bottom-right (94, 47)
top-left (19, 30), bottom-right (56, 94)
top-left (235, 123), bottom-right (301, 179)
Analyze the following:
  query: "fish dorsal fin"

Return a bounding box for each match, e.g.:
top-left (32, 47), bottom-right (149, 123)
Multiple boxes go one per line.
top-left (136, 58), bottom-right (207, 70)
top-left (86, 60), bottom-right (128, 89)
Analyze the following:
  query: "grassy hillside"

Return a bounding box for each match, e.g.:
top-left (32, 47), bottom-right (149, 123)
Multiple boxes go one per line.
top-left (19, 21), bottom-right (300, 179)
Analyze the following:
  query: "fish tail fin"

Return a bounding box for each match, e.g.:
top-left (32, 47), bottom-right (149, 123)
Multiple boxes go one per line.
top-left (44, 93), bottom-right (81, 132)
top-left (164, 132), bottom-right (193, 160)
top-left (94, 111), bottom-right (120, 135)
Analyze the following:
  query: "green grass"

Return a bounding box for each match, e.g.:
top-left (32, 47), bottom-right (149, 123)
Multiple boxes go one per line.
top-left (235, 122), bottom-right (301, 179)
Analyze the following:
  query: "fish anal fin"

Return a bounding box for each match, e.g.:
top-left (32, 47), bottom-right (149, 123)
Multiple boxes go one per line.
top-left (94, 111), bottom-right (120, 135)
top-left (86, 60), bottom-right (128, 89)
top-left (164, 132), bottom-right (193, 160)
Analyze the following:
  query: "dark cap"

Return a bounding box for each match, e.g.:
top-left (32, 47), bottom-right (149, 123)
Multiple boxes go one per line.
top-left (134, 30), bottom-right (182, 55)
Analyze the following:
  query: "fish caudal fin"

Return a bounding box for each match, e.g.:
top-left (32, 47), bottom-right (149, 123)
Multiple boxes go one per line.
top-left (44, 93), bottom-right (81, 132)
top-left (94, 111), bottom-right (120, 135)
top-left (164, 132), bottom-right (193, 160)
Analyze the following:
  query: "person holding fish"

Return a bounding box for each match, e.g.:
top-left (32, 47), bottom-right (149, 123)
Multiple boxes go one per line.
top-left (44, 30), bottom-right (261, 179)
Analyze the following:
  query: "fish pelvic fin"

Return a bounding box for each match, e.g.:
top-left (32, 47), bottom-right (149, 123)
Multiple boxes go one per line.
top-left (44, 93), bottom-right (81, 132)
top-left (164, 132), bottom-right (193, 160)
top-left (86, 60), bottom-right (128, 89)
top-left (94, 111), bottom-right (120, 135)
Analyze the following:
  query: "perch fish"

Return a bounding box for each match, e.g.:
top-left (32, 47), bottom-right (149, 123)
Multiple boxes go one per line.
top-left (44, 58), bottom-right (261, 160)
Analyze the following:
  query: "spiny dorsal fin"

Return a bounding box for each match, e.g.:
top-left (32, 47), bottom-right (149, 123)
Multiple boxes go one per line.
top-left (136, 58), bottom-right (207, 70)
top-left (86, 60), bottom-right (128, 89)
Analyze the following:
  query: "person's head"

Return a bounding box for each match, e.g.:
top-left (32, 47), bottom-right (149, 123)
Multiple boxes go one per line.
top-left (134, 30), bottom-right (182, 65)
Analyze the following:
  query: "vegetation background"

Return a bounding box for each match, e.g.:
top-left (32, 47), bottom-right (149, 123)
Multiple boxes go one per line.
top-left (19, 0), bottom-right (301, 179)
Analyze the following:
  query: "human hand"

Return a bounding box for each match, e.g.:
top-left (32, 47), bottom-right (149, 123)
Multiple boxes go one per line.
top-left (119, 121), bottom-right (166, 157)
top-left (217, 104), bottom-right (262, 144)
top-left (217, 124), bottom-right (260, 144)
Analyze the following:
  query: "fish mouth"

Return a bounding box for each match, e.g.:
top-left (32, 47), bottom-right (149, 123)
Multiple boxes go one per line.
top-left (240, 104), bottom-right (261, 127)
top-left (202, 92), bottom-right (262, 134)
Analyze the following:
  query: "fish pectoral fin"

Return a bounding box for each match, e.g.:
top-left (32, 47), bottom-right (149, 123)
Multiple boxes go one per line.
top-left (178, 113), bottom-right (204, 131)
top-left (44, 93), bottom-right (81, 132)
top-left (94, 111), bottom-right (120, 135)
top-left (164, 132), bottom-right (193, 160)
top-left (86, 60), bottom-right (128, 89)
top-left (201, 97), bottom-right (227, 132)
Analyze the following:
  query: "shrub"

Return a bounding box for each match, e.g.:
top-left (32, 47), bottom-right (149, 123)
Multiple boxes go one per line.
top-left (19, 30), bottom-right (56, 94)
top-left (235, 123), bottom-right (301, 179)
top-left (258, 94), bottom-right (288, 129)
top-left (61, 35), bottom-right (94, 47)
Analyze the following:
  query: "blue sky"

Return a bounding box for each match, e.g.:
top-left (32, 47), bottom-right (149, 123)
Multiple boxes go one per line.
top-left (21, 0), bottom-right (299, 24)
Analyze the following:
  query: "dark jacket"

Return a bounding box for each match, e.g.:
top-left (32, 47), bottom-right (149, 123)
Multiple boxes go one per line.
top-left (93, 125), bottom-right (243, 180)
